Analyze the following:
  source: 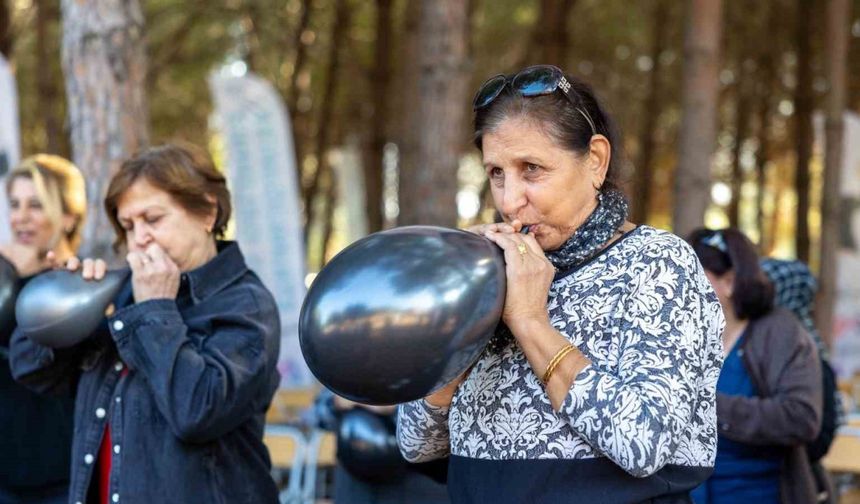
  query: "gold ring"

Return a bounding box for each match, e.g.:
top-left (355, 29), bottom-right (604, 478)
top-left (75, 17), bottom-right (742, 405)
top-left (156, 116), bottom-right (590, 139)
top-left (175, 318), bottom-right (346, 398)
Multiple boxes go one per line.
top-left (517, 243), bottom-right (528, 256)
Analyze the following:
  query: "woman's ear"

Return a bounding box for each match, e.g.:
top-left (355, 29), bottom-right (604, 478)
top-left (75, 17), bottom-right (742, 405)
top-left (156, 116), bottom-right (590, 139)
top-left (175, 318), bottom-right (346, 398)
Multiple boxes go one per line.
top-left (587, 134), bottom-right (611, 190)
top-left (204, 194), bottom-right (218, 232)
top-left (721, 271), bottom-right (736, 298)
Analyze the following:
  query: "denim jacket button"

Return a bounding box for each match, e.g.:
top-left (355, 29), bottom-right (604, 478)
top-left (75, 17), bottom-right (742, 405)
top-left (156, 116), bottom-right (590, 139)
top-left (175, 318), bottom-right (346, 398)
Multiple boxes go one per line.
top-left (114, 361), bottom-right (124, 372)
top-left (112, 493), bottom-right (119, 502)
top-left (96, 408), bottom-right (106, 419)
top-left (112, 320), bottom-right (124, 331)
top-left (114, 444), bottom-right (121, 454)
top-left (84, 454), bottom-right (94, 464)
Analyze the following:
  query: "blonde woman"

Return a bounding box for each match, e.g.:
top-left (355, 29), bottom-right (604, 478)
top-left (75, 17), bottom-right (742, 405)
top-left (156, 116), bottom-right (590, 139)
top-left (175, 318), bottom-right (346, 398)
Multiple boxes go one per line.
top-left (1, 154), bottom-right (86, 503)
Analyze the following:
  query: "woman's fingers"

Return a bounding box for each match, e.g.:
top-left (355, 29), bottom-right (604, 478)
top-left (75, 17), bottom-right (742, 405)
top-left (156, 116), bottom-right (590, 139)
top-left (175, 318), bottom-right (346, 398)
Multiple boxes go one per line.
top-left (126, 251), bottom-right (145, 273)
top-left (65, 256), bottom-right (81, 272)
top-left (81, 258), bottom-right (95, 280)
top-left (145, 243), bottom-right (177, 272)
top-left (521, 232), bottom-right (547, 259)
top-left (93, 259), bottom-right (107, 280)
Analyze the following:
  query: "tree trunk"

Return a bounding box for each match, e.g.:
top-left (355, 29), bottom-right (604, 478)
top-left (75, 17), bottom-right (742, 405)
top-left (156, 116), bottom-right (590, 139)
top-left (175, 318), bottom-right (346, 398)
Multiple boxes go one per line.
top-left (361, 0), bottom-right (393, 233)
top-left (36, 0), bottom-right (68, 156)
top-left (632, 0), bottom-right (668, 224)
top-left (754, 1), bottom-right (779, 253)
top-left (288, 0), bottom-right (313, 115)
top-left (289, 0), bottom-right (314, 227)
top-left (817, 0), bottom-right (850, 346)
top-left (530, 0), bottom-right (577, 66)
top-left (672, 0), bottom-right (723, 238)
top-left (302, 0), bottom-right (349, 251)
top-left (397, 0), bottom-right (470, 227)
top-left (728, 82), bottom-right (752, 228)
top-left (0, 0), bottom-right (12, 58)
top-left (61, 0), bottom-right (149, 259)
top-left (793, 0), bottom-right (814, 262)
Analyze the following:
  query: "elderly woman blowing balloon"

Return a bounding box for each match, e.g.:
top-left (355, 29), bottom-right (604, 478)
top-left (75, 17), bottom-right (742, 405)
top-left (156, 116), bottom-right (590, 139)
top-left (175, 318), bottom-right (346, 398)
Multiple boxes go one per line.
top-left (0, 155), bottom-right (85, 503)
top-left (396, 65), bottom-right (725, 503)
top-left (10, 144), bottom-right (282, 504)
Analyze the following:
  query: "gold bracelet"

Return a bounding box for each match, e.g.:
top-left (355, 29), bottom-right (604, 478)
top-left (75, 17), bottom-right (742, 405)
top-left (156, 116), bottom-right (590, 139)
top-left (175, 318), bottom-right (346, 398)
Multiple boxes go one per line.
top-left (542, 344), bottom-right (577, 385)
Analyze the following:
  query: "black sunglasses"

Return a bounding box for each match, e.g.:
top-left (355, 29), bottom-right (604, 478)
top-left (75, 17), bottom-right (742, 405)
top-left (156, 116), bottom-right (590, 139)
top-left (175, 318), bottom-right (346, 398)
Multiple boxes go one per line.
top-left (472, 64), bottom-right (598, 136)
top-left (700, 230), bottom-right (729, 254)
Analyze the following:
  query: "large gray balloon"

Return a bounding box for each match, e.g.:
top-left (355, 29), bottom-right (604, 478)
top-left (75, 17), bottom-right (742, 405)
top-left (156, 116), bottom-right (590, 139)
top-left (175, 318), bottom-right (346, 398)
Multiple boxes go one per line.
top-left (299, 226), bottom-right (506, 405)
top-left (16, 269), bottom-right (129, 348)
top-left (0, 257), bottom-right (20, 343)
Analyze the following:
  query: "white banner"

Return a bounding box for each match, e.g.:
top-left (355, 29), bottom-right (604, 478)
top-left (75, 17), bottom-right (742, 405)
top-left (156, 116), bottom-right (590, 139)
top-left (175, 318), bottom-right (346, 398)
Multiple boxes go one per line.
top-left (209, 68), bottom-right (311, 388)
top-left (0, 55), bottom-right (21, 244)
top-left (830, 111), bottom-right (860, 380)
top-left (330, 140), bottom-right (368, 245)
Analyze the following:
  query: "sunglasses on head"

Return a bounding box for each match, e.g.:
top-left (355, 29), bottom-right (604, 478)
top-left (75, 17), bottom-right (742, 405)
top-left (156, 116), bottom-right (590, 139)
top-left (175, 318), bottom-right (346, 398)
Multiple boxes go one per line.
top-left (472, 64), bottom-right (598, 137)
top-left (701, 231), bottom-right (728, 254)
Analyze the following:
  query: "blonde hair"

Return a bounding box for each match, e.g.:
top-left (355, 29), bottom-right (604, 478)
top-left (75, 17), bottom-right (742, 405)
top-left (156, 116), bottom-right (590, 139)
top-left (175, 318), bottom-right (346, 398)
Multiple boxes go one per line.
top-left (6, 154), bottom-right (87, 251)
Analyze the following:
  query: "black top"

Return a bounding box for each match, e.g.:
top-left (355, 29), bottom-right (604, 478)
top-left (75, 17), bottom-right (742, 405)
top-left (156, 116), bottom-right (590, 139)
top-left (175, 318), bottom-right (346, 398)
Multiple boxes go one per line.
top-left (0, 269), bottom-right (74, 494)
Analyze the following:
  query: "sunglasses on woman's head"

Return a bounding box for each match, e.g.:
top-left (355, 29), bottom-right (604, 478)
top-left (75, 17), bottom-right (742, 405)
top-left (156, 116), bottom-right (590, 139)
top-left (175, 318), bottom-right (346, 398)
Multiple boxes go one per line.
top-left (472, 64), bottom-right (598, 137)
top-left (701, 231), bottom-right (728, 254)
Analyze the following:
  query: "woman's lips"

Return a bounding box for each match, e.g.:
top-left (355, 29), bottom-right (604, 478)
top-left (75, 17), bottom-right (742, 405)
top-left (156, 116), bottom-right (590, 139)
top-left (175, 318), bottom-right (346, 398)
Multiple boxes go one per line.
top-left (14, 231), bottom-right (37, 244)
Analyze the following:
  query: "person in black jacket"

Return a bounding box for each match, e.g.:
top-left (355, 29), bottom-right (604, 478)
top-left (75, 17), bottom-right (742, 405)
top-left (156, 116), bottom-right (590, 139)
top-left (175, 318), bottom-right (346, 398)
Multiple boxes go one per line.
top-left (10, 144), bottom-right (282, 504)
top-left (1, 155), bottom-right (86, 503)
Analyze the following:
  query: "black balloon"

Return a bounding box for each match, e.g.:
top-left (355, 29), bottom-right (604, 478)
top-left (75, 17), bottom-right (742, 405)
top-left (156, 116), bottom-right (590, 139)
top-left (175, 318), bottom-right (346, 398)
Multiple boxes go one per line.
top-left (15, 269), bottom-right (129, 348)
top-left (0, 256), bottom-right (20, 344)
top-left (299, 226), bottom-right (506, 405)
top-left (337, 408), bottom-right (405, 482)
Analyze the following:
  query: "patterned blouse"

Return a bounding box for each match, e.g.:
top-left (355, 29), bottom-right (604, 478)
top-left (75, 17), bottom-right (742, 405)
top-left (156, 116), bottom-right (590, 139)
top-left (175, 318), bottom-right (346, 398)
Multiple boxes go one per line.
top-left (397, 226), bottom-right (725, 503)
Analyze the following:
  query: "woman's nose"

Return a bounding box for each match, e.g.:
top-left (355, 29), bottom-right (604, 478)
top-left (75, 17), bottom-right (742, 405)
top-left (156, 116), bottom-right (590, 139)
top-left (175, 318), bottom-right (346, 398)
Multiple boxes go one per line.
top-left (131, 227), bottom-right (151, 248)
top-left (500, 178), bottom-right (527, 216)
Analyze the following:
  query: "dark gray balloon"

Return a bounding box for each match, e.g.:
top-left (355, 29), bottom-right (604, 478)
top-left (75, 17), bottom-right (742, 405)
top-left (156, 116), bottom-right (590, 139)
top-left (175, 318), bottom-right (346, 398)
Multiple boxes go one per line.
top-left (0, 256), bottom-right (19, 343)
top-left (337, 408), bottom-right (405, 482)
top-left (299, 226), bottom-right (505, 405)
top-left (16, 268), bottom-right (130, 348)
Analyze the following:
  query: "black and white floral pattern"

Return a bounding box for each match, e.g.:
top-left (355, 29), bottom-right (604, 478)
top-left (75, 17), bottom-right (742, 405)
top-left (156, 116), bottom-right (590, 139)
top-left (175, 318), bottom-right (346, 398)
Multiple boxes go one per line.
top-left (397, 226), bottom-right (725, 478)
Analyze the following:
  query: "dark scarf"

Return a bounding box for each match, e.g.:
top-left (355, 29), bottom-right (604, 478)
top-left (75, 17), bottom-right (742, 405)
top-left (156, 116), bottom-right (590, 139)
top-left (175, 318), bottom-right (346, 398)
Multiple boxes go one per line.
top-left (488, 188), bottom-right (629, 352)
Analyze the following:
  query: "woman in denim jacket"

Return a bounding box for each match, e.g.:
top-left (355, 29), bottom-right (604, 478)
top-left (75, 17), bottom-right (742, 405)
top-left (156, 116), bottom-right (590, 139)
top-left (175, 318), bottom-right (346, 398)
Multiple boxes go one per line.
top-left (10, 143), bottom-right (281, 504)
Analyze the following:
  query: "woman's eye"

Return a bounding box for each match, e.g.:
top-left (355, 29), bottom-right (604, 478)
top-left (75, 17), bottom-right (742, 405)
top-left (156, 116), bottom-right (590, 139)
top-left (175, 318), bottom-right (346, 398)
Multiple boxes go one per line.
top-left (525, 163), bottom-right (541, 173)
top-left (144, 215), bottom-right (162, 225)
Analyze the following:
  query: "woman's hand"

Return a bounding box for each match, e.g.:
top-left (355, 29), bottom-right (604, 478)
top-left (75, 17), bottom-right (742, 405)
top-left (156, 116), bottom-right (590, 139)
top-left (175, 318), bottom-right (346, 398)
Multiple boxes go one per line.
top-left (482, 227), bottom-right (555, 336)
top-left (465, 221), bottom-right (519, 236)
top-left (424, 368), bottom-right (471, 409)
top-left (59, 254), bottom-right (108, 280)
top-left (127, 243), bottom-right (180, 302)
top-left (0, 243), bottom-right (48, 277)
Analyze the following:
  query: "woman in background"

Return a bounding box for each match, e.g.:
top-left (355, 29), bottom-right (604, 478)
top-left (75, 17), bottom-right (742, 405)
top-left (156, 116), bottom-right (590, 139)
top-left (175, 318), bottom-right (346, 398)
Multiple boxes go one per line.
top-left (689, 228), bottom-right (822, 504)
top-left (0, 155), bottom-right (86, 503)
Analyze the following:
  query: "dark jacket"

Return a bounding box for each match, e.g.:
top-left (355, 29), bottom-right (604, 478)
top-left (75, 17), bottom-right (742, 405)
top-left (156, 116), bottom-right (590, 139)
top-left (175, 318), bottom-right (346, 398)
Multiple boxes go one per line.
top-left (10, 242), bottom-right (281, 504)
top-left (1, 260), bottom-right (74, 498)
top-left (716, 307), bottom-right (822, 504)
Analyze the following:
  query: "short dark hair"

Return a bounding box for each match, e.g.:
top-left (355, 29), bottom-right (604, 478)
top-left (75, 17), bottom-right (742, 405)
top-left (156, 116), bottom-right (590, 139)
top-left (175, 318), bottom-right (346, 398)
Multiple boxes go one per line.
top-left (688, 227), bottom-right (774, 320)
top-left (472, 69), bottom-right (626, 194)
top-left (104, 143), bottom-right (231, 251)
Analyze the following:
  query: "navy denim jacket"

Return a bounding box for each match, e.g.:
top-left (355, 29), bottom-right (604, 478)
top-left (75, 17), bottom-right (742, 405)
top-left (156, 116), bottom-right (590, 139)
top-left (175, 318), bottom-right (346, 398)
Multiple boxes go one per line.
top-left (10, 242), bottom-right (281, 504)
